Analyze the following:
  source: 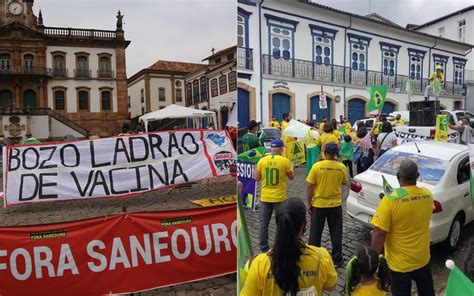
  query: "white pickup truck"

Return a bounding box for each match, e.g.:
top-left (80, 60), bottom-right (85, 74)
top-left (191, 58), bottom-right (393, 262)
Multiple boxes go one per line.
top-left (394, 110), bottom-right (474, 143)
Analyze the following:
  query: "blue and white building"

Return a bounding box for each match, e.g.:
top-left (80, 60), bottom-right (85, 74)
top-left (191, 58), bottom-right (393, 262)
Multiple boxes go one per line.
top-left (237, 0), bottom-right (472, 126)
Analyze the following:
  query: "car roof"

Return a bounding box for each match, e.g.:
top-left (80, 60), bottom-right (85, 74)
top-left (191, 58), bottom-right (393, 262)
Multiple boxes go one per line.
top-left (393, 141), bottom-right (468, 161)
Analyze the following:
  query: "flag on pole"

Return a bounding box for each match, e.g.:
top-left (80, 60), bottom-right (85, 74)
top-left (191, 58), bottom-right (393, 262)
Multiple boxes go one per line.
top-left (434, 114), bottom-right (449, 142)
top-left (367, 85), bottom-right (388, 115)
top-left (444, 260), bottom-right (474, 296)
top-left (382, 175), bottom-right (408, 200)
top-left (237, 193), bottom-right (254, 292)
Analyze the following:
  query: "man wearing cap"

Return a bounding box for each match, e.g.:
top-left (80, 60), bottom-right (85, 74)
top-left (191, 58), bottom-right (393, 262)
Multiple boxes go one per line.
top-left (449, 115), bottom-right (471, 145)
top-left (241, 120), bottom-right (262, 152)
top-left (424, 65), bottom-right (444, 101)
top-left (255, 138), bottom-right (295, 252)
top-left (307, 142), bottom-right (348, 266)
top-left (371, 159), bottom-right (435, 296)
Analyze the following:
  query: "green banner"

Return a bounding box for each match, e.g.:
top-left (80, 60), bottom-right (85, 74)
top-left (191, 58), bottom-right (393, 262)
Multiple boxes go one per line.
top-left (237, 193), bottom-right (254, 293)
top-left (445, 265), bottom-right (474, 296)
top-left (367, 85), bottom-right (388, 115)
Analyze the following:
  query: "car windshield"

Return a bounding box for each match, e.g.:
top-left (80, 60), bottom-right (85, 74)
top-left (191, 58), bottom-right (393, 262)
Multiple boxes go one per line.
top-left (370, 150), bottom-right (448, 185)
top-left (262, 128), bottom-right (281, 139)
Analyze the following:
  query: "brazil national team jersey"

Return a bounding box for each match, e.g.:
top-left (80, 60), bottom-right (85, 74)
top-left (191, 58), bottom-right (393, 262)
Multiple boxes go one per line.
top-left (241, 133), bottom-right (261, 152)
top-left (256, 154), bottom-right (292, 203)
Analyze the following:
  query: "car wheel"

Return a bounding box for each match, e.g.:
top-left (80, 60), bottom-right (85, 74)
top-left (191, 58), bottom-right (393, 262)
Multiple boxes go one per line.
top-left (443, 214), bottom-right (463, 252)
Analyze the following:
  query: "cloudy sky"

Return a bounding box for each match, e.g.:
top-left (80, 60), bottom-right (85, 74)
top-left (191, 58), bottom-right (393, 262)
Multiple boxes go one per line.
top-left (34, 0), bottom-right (236, 77)
top-left (34, 0), bottom-right (471, 77)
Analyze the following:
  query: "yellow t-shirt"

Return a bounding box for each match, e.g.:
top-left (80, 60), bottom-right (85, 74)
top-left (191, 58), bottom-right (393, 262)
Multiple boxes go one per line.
top-left (352, 281), bottom-right (387, 296)
top-left (344, 122), bottom-right (352, 135)
top-left (280, 120), bottom-right (289, 131)
top-left (240, 245), bottom-right (337, 296)
top-left (371, 186), bottom-right (433, 272)
top-left (333, 130), bottom-right (341, 140)
top-left (319, 133), bottom-right (339, 160)
top-left (429, 72), bottom-right (444, 82)
top-left (256, 154), bottom-right (292, 203)
top-left (374, 122), bottom-right (383, 136)
top-left (306, 160), bottom-right (348, 208)
top-left (269, 120), bottom-right (281, 129)
top-left (319, 122), bottom-right (325, 130)
top-left (305, 129), bottom-right (319, 148)
top-left (393, 119), bottom-right (405, 126)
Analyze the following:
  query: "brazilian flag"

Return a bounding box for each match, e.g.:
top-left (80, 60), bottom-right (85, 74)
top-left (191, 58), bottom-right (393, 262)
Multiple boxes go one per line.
top-left (367, 85), bottom-right (388, 115)
top-left (382, 175), bottom-right (408, 201)
top-left (238, 146), bottom-right (266, 164)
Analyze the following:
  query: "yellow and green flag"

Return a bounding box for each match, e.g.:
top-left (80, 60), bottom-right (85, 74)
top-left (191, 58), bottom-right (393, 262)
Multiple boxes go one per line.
top-left (237, 193), bottom-right (253, 292)
top-left (434, 114), bottom-right (449, 142)
top-left (433, 77), bottom-right (442, 97)
top-left (382, 175), bottom-right (408, 200)
top-left (238, 146), bottom-right (266, 164)
top-left (367, 85), bottom-right (388, 115)
top-left (445, 264), bottom-right (474, 296)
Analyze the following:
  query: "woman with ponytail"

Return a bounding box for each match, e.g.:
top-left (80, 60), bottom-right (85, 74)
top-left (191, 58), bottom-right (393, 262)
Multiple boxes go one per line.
top-left (240, 198), bottom-right (337, 296)
top-left (345, 246), bottom-right (390, 296)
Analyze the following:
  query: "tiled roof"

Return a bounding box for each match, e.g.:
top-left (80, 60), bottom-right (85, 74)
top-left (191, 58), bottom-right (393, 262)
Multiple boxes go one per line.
top-left (365, 13), bottom-right (402, 28)
top-left (412, 5), bottom-right (474, 30)
top-left (147, 60), bottom-right (206, 73)
top-left (202, 45), bottom-right (237, 61)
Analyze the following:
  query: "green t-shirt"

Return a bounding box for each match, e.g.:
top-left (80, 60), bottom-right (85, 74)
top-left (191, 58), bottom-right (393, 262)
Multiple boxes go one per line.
top-left (242, 133), bottom-right (261, 152)
top-left (339, 141), bottom-right (354, 161)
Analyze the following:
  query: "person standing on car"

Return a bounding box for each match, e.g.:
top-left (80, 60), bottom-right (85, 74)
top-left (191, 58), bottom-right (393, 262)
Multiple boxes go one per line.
top-left (424, 65), bottom-right (444, 101)
top-left (307, 142), bottom-right (348, 267)
top-left (242, 120), bottom-right (262, 152)
top-left (449, 115), bottom-right (472, 145)
top-left (371, 160), bottom-right (435, 296)
top-left (255, 139), bottom-right (295, 252)
top-left (376, 122), bottom-right (398, 158)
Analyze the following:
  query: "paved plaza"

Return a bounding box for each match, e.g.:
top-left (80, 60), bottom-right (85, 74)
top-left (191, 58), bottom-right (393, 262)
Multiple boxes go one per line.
top-left (243, 167), bottom-right (474, 295)
top-left (0, 176), bottom-right (237, 296)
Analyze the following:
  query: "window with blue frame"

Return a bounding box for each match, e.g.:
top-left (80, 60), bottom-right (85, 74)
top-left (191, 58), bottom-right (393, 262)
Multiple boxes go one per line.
top-left (407, 48), bottom-right (426, 80)
top-left (433, 54), bottom-right (448, 74)
top-left (453, 57), bottom-right (467, 85)
top-left (380, 42), bottom-right (401, 77)
top-left (348, 33), bottom-right (371, 71)
top-left (265, 14), bottom-right (298, 60)
top-left (238, 9), bottom-right (251, 48)
top-left (192, 80), bottom-right (199, 103)
top-left (200, 77), bottom-right (208, 101)
top-left (309, 25), bottom-right (337, 66)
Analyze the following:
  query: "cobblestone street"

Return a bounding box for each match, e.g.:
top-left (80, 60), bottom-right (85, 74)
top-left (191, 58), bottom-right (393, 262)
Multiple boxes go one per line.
top-left (0, 176), bottom-right (237, 296)
top-left (244, 167), bottom-right (473, 295)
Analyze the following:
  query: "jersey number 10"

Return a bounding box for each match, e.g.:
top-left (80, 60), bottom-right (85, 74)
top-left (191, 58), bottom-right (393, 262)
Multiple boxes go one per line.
top-left (265, 168), bottom-right (280, 186)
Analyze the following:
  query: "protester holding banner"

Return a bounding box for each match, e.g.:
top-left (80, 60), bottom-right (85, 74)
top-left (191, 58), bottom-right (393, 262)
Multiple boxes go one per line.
top-left (240, 198), bottom-right (337, 296)
top-left (371, 160), bottom-right (435, 296)
top-left (307, 143), bottom-right (348, 267)
top-left (424, 65), bottom-right (444, 101)
top-left (319, 123), bottom-right (340, 160)
top-left (376, 122), bottom-right (397, 158)
top-left (449, 115), bottom-right (472, 145)
top-left (242, 120), bottom-right (262, 152)
top-left (255, 139), bottom-right (295, 252)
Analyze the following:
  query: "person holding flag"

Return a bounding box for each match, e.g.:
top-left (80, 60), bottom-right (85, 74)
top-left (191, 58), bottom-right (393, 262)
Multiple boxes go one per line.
top-left (371, 160), bottom-right (435, 296)
top-left (424, 65), bottom-right (444, 101)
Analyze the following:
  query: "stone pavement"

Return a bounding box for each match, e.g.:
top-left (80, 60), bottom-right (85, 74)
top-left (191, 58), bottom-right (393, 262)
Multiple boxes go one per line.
top-left (0, 176), bottom-right (237, 296)
top-left (244, 167), bottom-right (474, 295)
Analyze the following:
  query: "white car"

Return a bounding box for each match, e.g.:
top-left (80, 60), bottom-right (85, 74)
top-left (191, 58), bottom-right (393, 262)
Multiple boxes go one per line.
top-left (347, 141), bottom-right (474, 251)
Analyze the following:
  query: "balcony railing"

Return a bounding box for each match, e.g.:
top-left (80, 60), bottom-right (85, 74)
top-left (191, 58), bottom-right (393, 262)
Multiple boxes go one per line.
top-left (97, 70), bottom-right (115, 79)
top-left (74, 69), bottom-right (92, 79)
top-left (0, 66), bottom-right (52, 76)
top-left (44, 27), bottom-right (117, 39)
top-left (238, 47), bottom-right (253, 70)
top-left (53, 68), bottom-right (68, 78)
top-left (262, 55), bottom-right (466, 97)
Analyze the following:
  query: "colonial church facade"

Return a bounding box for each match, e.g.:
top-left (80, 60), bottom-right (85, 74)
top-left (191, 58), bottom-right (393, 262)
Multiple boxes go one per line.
top-left (0, 0), bottom-right (130, 137)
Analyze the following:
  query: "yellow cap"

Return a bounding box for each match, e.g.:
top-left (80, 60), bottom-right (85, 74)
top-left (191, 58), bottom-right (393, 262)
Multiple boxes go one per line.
top-left (435, 65), bottom-right (443, 70)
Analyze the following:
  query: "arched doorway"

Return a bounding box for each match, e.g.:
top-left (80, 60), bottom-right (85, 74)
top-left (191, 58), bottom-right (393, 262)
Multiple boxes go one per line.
top-left (238, 88), bottom-right (250, 127)
top-left (348, 98), bottom-right (366, 124)
top-left (0, 90), bottom-right (13, 109)
top-left (272, 93), bottom-right (290, 122)
top-left (220, 106), bottom-right (229, 129)
top-left (382, 101), bottom-right (395, 114)
top-left (23, 89), bottom-right (37, 108)
top-left (310, 95), bottom-right (332, 122)
top-left (454, 101), bottom-right (462, 110)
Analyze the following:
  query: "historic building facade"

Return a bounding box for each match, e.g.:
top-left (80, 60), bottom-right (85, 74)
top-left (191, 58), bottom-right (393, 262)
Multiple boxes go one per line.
top-left (127, 61), bottom-right (205, 119)
top-left (0, 0), bottom-right (130, 136)
top-left (237, 0), bottom-right (471, 126)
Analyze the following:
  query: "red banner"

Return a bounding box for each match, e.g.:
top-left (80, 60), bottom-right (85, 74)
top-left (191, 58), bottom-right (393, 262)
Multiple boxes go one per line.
top-left (0, 205), bottom-right (236, 295)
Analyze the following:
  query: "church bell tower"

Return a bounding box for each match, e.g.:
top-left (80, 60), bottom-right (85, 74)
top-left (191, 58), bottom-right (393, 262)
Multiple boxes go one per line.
top-left (0, 0), bottom-right (38, 29)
